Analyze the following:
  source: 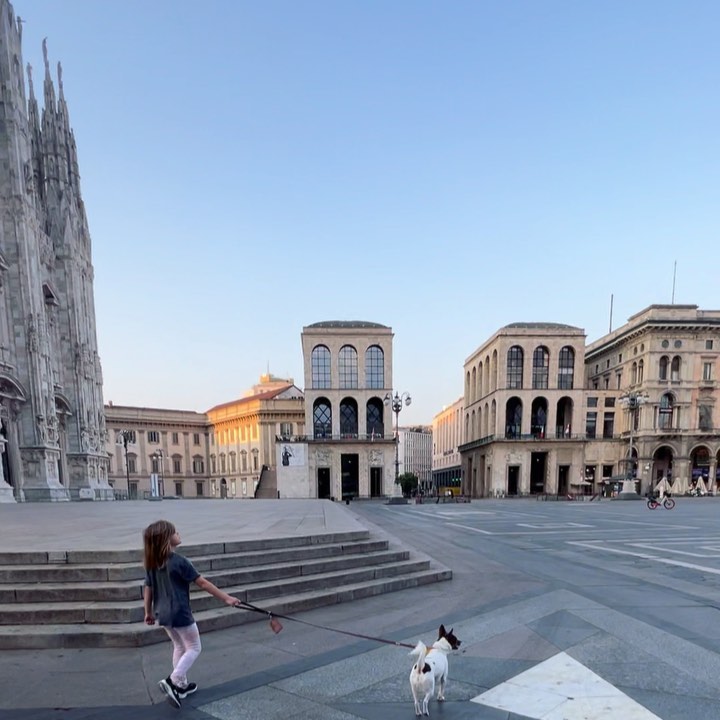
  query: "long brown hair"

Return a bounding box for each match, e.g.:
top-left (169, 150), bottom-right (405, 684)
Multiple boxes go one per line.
top-left (143, 520), bottom-right (176, 570)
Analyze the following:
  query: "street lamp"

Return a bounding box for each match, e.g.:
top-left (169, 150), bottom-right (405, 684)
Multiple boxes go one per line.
top-left (619, 391), bottom-right (649, 494)
top-left (152, 449), bottom-right (165, 497)
top-left (116, 429), bottom-right (133, 498)
top-left (384, 391), bottom-right (411, 488)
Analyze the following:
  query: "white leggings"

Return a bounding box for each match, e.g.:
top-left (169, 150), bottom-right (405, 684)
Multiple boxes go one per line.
top-left (164, 623), bottom-right (202, 687)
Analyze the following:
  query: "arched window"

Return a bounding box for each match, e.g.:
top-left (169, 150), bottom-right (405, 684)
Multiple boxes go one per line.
top-left (659, 356), bottom-right (669, 381)
top-left (366, 398), bottom-right (384, 437)
top-left (507, 346), bottom-right (524, 389)
top-left (313, 398), bottom-right (332, 438)
top-left (311, 345), bottom-right (331, 388)
top-left (339, 398), bottom-right (358, 437)
top-left (638, 359), bottom-right (644, 383)
top-left (631, 361), bottom-right (638, 384)
top-left (365, 346), bottom-right (384, 388)
top-left (505, 397), bottom-right (522, 438)
top-left (558, 347), bottom-right (575, 389)
top-left (532, 346), bottom-right (549, 389)
top-left (339, 345), bottom-right (358, 389)
top-left (671, 356), bottom-right (681, 381)
top-left (471, 367), bottom-right (477, 402)
top-left (658, 393), bottom-right (675, 429)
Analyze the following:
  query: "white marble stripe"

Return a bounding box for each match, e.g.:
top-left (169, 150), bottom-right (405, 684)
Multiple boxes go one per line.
top-left (471, 652), bottom-right (662, 720)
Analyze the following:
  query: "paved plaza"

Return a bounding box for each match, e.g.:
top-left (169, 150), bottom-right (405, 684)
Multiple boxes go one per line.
top-left (5, 497), bottom-right (720, 719)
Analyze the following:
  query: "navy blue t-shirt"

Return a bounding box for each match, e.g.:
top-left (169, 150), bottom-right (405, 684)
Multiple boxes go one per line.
top-left (145, 553), bottom-right (200, 628)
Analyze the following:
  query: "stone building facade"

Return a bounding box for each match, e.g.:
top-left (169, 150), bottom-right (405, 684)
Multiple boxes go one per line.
top-left (279, 321), bottom-right (396, 500)
top-left (460, 323), bottom-right (587, 497)
top-left (206, 377), bottom-right (304, 499)
top-left (104, 375), bottom-right (305, 500)
top-left (0, 3), bottom-right (110, 502)
top-left (104, 404), bottom-right (209, 499)
top-left (458, 306), bottom-right (720, 498)
top-left (431, 397), bottom-right (463, 492)
top-left (398, 425), bottom-right (432, 492)
top-left (584, 304), bottom-right (720, 495)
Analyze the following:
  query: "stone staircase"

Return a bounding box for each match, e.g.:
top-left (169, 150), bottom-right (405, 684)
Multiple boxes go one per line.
top-left (0, 530), bottom-right (451, 649)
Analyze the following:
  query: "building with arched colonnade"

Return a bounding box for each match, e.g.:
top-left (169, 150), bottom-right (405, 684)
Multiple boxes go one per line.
top-left (459, 305), bottom-right (720, 498)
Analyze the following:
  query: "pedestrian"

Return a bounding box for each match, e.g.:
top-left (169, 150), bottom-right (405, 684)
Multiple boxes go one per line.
top-left (142, 519), bottom-right (240, 708)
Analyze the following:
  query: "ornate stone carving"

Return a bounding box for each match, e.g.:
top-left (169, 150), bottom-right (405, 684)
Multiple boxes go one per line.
top-left (316, 449), bottom-right (331, 466)
top-left (26, 315), bottom-right (38, 352)
top-left (369, 449), bottom-right (382, 465)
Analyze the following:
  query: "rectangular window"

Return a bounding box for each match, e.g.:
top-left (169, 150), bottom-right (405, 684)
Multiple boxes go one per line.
top-left (193, 433), bottom-right (201, 445)
top-left (603, 412), bottom-right (615, 438)
top-left (128, 457), bottom-right (137, 474)
top-left (171, 432), bottom-right (179, 445)
top-left (602, 464), bottom-right (613, 479)
top-left (173, 458), bottom-right (182, 474)
top-left (192, 458), bottom-right (204, 474)
top-left (706, 340), bottom-right (714, 350)
top-left (147, 431), bottom-right (160, 444)
top-left (699, 405), bottom-right (712, 431)
top-left (703, 362), bottom-right (713, 381)
top-left (116, 430), bottom-right (136, 444)
top-left (151, 457), bottom-right (159, 473)
top-left (603, 377), bottom-right (609, 389)
top-left (604, 397), bottom-right (615, 408)
top-left (280, 422), bottom-right (292, 437)
top-left (616, 373), bottom-right (622, 389)
top-left (196, 481), bottom-right (204, 497)
top-left (252, 454), bottom-right (258, 471)
top-left (618, 353), bottom-right (623, 362)
top-left (587, 397), bottom-right (598, 408)
top-left (174, 482), bottom-right (183, 497)
top-left (585, 412), bottom-right (597, 439)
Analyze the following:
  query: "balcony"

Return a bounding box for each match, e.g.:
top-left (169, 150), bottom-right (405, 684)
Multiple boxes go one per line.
top-left (276, 433), bottom-right (396, 443)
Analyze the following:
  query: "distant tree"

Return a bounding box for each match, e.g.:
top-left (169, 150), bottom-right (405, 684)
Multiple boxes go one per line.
top-left (396, 472), bottom-right (419, 497)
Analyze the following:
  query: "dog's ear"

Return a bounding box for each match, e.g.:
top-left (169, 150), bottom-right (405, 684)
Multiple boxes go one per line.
top-left (439, 624), bottom-right (446, 637)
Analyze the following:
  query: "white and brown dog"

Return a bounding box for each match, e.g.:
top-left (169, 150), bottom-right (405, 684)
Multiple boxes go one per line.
top-left (409, 624), bottom-right (462, 716)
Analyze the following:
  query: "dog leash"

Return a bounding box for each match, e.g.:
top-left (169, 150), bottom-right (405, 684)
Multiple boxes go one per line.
top-left (234, 600), bottom-right (416, 649)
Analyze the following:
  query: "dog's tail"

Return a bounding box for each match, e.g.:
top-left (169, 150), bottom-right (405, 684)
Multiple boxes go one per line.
top-left (410, 640), bottom-right (428, 671)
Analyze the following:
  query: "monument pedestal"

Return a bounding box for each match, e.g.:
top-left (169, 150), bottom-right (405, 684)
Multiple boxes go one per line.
top-left (617, 479), bottom-right (642, 500)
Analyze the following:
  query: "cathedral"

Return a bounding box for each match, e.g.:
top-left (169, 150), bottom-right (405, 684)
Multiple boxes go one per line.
top-left (0, 0), bottom-right (111, 501)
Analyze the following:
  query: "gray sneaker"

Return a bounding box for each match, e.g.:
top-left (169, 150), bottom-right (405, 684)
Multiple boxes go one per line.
top-left (158, 677), bottom-right (181, 708)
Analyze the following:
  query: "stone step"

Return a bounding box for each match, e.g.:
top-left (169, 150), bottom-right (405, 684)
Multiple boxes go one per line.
top-left (0, 548), bottom-right (411, 604)
top-left (0, 566), bottom-right (453, 649)
top-left (0, 530), bottom-right (371, 566)
top-left (0, 557), bottom-right (429, 625)
top-left (0, 538), bottom-right (389, 584)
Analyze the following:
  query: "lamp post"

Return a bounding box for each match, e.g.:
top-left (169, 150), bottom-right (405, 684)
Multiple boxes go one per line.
top-left (384, 391), bottom-right (411, 490)
top-left (116, 429), bottom-right (133, 498)
top-left (152, 449), bottom-right (165, 497)
top-left (619, 391), bottom-right (649, 495)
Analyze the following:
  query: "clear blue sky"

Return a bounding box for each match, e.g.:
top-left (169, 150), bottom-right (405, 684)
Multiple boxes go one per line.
top-left (17, 1), bottom-right (720, 425)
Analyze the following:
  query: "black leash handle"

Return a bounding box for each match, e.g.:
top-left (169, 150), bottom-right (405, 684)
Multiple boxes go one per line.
top-left (234, 600), bottom-right (415, 649)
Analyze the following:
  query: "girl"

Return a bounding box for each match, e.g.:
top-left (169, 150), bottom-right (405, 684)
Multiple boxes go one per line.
top-left (143, 520), bottom-right (240, 708)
